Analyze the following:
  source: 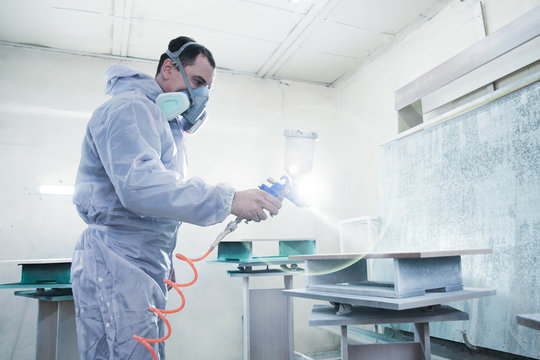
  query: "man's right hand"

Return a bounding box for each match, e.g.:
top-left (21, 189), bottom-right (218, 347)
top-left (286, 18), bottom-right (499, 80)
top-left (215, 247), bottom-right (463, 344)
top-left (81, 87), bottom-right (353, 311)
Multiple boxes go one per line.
top-left (231, 189), bottom-right (282, 222)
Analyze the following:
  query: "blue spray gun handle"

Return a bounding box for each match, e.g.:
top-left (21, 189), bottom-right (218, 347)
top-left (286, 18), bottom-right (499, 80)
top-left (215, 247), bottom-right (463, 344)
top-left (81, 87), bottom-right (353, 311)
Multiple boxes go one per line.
top-left (211, 176), bottom-right (296, 251)
top-left (260, 175), bottom-right (310, 208)
top-left (259, 175), bottom-right (290, 201)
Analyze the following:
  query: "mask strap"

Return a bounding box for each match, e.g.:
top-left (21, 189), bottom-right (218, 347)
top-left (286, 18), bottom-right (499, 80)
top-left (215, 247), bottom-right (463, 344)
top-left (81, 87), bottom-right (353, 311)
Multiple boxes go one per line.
top-left (165, 42), bottom-right (199, 101)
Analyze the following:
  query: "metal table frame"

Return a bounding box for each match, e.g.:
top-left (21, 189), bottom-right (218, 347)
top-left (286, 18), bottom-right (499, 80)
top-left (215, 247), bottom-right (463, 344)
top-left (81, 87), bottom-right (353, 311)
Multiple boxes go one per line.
top-left (229, 268), bottom-right (299, 360)
top-left (211, 238), bottom-right (315, 360)
top-left (0, 259), bottom-right (78, 360)
top-left (309, 304), bottom-right (468, 360)
top-left (284, 249), bottom-right (495, 360)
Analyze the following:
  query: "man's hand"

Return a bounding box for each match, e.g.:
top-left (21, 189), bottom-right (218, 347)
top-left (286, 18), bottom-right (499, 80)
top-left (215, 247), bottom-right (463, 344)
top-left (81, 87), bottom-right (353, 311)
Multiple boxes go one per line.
top-left (231, 189), bottom-right (282, 222)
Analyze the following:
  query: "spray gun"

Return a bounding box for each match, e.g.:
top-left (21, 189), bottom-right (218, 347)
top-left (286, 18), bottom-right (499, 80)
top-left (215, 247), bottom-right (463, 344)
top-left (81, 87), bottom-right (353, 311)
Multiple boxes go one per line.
top-left (208, 175), bottom-right (310, 252)
top-left (208, 130), bottom-right (317, 252)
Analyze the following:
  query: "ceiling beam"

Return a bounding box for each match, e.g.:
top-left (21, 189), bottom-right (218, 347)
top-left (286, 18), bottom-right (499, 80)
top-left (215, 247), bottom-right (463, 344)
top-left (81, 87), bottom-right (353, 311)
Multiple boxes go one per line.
top-left (256, 0), bottom-right (341, 79)
top-left (111, 0), bottom-right (133, 57)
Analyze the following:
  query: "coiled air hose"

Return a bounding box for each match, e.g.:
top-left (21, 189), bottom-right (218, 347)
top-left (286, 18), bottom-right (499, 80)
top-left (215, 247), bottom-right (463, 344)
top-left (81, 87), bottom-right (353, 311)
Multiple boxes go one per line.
top-left (132, 218), bottom-right (241, 360)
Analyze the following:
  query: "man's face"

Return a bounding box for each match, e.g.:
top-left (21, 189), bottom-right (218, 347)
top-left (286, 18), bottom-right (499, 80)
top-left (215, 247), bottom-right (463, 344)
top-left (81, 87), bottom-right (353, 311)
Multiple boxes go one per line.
top-left (171, 54), bottom-right (214, 92)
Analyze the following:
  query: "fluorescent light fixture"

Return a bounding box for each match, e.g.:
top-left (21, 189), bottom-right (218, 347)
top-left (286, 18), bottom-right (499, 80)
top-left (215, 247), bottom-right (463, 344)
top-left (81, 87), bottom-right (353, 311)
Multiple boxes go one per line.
top-left (39, 185), bottom-right (74, 196)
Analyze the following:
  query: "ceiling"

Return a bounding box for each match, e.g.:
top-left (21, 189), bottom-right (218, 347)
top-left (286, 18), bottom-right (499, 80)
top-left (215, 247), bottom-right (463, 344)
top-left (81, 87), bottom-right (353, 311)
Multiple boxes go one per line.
top-left (0, 0), bottom-right (452, 86)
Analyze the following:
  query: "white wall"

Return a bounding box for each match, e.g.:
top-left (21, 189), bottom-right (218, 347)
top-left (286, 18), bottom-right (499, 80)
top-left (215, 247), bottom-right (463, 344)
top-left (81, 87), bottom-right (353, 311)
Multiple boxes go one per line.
top-left (0, 45), bottom-right (342, 359)
top-left (336, 0), bottom-right (540, 241)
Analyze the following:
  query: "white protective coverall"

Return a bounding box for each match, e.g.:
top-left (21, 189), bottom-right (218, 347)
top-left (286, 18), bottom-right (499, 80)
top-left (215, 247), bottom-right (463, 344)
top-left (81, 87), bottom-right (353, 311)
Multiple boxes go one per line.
top-left (71, 65), bottom-right (235, 359)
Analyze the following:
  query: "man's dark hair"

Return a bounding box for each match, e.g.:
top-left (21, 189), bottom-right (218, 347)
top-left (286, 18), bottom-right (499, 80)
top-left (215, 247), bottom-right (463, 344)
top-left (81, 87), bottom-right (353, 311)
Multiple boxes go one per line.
top-left (156, 36), bottom-right (216, 76)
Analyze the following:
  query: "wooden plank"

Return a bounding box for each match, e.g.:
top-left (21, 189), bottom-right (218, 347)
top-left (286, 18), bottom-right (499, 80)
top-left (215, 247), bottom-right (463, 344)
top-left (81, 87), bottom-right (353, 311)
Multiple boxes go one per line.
top-left (290, 248), bottom-right (492, 260)
top-left (309, 305), bottom-right (468, 327)
top-left (218, 238), bottom-right (315, 243)
top-left (394, 6), bottom-right (540, 111)
top-left (282, 287), bottom-right (496, 311)
top-left (0, 283), bottom-right (72, 289)
top-left (0, 258), bottom-right (71, 265)
top-left (517, 314), bottom-right (540, 331)
top-left (422, 36), bottom-right (540, 114)
top-left (307, 283), bottom-right (399, 299)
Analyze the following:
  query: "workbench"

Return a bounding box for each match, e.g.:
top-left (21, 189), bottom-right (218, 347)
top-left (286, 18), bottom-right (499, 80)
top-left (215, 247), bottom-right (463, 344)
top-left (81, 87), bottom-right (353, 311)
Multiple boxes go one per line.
top-left (0, 259), bottom-right (79, 360)
top-left (210, 239), bottom-right (315, 360)
top-left (283, 249), bottom-right (496, 360)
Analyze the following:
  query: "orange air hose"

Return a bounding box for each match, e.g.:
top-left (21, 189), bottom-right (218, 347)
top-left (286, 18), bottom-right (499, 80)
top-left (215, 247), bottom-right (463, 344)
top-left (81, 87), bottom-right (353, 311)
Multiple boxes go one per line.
top-left (133, 248), bottom-right (212, 360)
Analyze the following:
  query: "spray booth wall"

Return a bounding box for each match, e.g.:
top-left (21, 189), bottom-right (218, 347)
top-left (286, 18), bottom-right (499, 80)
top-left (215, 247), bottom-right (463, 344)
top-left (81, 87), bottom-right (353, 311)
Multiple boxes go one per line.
top-left (336, 1), bottom-right (539, 358)
top-left (377, 77), bottom-right (539, 358)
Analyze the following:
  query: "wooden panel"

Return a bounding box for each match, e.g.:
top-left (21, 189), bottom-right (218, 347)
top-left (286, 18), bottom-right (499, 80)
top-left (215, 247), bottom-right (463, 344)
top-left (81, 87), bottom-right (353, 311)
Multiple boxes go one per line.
top-left (309, 304), bottom-right (468, 326)
top-left (307, 283), bottom-right (399, 298)
top-left (394, 6), bottom-right (540, 111)
top-left (283, 287), bottom-right (495, 311)
top-left (422, 36), bottom-right (540, 114)
top-left (0, 258), bottom-right (72, 265)
top-left (517, 314), bottom-right (540, 331)
top-left (290, 248), bottom-right (491, 260)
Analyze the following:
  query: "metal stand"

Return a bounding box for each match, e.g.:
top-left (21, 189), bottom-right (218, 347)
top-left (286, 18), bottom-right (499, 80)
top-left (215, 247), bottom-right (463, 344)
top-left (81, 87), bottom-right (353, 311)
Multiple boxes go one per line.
top-left (295, 249), bottom-right (491, 299)
top-left (0, 259), bottom-right (78, 360)
top-left (309, 304), bottom-right (468, 360)
top-left (284, 249), bottom-right (495, 359)
top-left (232, 270), bottom-right (297, 360)
top-left (34, 296), bottom-right (78, 360)
top-left (211, 238), bottom-right (315, 360)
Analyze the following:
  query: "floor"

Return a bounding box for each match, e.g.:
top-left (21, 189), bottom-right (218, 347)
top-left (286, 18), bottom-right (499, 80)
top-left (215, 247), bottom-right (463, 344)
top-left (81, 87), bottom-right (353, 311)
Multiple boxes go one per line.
top-left (295, 351), bottom-right (449, 360)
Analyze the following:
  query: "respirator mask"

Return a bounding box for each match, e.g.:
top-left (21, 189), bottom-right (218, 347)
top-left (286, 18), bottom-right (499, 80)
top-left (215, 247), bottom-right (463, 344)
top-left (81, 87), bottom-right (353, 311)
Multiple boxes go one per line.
top-left (156, 42), bottom-right (210, 134)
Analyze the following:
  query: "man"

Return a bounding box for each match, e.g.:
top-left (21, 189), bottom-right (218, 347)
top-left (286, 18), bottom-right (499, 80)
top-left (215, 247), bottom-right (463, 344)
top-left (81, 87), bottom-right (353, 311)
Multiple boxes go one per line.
top-left (71, 36), bottom-right (281, 359)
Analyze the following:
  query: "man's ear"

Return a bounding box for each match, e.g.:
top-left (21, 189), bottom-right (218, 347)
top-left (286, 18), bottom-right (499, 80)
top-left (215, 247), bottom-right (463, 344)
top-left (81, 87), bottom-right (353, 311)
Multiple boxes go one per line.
top-left (161, 58), bottom-right (176, 80)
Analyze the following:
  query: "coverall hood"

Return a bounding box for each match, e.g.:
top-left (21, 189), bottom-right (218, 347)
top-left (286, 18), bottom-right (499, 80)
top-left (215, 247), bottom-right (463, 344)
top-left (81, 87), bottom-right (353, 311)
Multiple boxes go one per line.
top-left (104, 65), bottom-right (163, 102)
